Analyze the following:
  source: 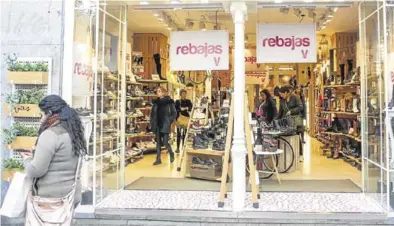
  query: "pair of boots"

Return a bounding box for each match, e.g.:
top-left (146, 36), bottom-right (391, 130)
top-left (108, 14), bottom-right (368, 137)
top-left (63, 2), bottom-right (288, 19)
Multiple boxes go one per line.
top-left (153, 53), bottom-right (166, 80)
top-left (153, 151), bottom-right (175, 165)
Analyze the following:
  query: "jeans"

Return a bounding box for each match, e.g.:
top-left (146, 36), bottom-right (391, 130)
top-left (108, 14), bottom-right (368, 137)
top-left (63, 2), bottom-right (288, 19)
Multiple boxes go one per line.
top-left (156, 130), bottom-right (173, 158)
top-left (176, 127), bottom-right (186, 150)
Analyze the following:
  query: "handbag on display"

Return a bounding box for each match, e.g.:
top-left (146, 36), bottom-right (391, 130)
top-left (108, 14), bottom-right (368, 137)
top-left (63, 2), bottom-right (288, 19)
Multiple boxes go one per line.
top-left (25, 157), bottom-right (82, 226)
top-left (177, 114), bottom-right (189, 128)
top-left (0, 172), bottom-right (33, 218)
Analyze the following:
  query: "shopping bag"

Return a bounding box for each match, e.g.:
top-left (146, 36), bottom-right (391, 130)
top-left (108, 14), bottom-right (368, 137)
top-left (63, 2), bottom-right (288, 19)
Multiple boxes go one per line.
top-left (176, 114), bottom-right (189, 128)
top-left (0, 172), bottom-right (32, 218)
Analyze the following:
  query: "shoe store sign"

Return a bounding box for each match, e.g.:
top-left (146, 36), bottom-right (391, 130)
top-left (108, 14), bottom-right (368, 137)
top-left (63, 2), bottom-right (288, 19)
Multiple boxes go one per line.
top-left (170, 31), bottom-right (229, 71)
top-left (73, 42), bottom-right (93, 96)
top-left (256, 23), bottom-right (317, 63)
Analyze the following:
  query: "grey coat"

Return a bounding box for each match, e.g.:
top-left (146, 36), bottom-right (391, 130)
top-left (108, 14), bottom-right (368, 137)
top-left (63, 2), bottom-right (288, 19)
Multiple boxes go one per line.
top-left (24, 124), bottom-right (81, 204)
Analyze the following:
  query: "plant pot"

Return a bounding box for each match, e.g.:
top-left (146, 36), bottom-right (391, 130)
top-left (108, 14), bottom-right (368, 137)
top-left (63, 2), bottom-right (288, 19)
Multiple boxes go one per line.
top-left (9, 136), bottom-right (37, 150)
top-left (4, 104), bottom-right (41, 117)
top-left (7, 71), bottom-right (48, 84)
top-left (1, 168), bottom-right (23, 181)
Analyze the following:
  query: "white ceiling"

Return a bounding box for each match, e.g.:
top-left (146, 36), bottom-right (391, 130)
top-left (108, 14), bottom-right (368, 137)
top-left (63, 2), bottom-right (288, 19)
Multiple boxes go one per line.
top-left (127, 3), bottom-right (359, 40)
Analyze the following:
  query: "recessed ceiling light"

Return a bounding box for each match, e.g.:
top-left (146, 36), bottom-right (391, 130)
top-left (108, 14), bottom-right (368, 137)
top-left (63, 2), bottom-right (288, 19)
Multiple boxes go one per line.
top-left (171, 0), bottom-right (180, 3)
top-left (274, 0), bottom-right (283, 3)
top-left (152, 11), bottom-right (160, 17)
top-left (201, 0), bottom-right (209, 2)
top-left (140, 1), bottom-right (149, 5)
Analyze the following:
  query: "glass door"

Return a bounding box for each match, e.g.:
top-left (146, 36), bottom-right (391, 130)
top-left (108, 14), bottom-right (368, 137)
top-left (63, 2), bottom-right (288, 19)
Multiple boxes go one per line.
top-left (359, 1), bottom-right (389, 211)
top-left (73, 0), bottom-right (127, 207)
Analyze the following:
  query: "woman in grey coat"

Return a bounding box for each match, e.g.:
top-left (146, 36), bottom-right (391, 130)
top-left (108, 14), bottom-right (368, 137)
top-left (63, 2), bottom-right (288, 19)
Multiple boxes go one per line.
top-left (21, 95), bottom-right (87, 209)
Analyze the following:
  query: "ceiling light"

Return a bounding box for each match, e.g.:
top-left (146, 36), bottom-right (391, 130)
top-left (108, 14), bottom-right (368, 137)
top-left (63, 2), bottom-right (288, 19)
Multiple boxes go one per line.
top-left (280, 8), bottom-right (289, 14)
top-left (199, 21), bottom-right (206, 30)
top-left (308, 9), bottom-right (316, 19)
top-left (170, 0), bottom-right (180, 3)
top-left (152, 11), bottom-right (160, 17)
top-left (293, 8), bottom-right (302, 17)
top-left (274, 0), bottom-right (283, 3)
top-left (139, 1), bottom-right (149, 5)
top-left (321, 25), bottom-right (326, 29)
top-left (158, 17), bottom-right (164, 21)
top-left (167, 27), bottom-right (172, 30)
top-left (201, 0), bottom-right (209, 2)
top-left (185, 19), bottom-right (194, 29)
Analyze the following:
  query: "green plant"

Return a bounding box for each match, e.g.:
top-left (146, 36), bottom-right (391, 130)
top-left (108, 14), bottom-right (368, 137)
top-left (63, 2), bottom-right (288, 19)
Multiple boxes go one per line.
top-left (4, 54), bottom-right (48, 72)
top-left (5, 88), bottom-right (45, 105)
top-left (2, 122), bottom-right (38, 145)
top-left (3, 158), bottom-right (24, 170)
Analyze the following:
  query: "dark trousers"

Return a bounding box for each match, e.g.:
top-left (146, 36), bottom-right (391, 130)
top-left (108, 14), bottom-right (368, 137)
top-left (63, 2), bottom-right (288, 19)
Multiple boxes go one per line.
top-left (176, 127), bottom-right (186, 150)
top-left (156, 130), bottom-right (172, 158)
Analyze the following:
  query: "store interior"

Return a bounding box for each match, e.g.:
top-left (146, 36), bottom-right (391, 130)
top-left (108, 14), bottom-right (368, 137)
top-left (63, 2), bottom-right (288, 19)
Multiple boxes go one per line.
top-left (71, 2), bottom-right (386, 205)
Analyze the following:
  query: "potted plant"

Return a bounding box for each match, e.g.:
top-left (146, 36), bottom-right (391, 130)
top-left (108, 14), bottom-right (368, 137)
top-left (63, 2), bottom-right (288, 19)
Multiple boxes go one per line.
top-left (4, 88), bottom-right (45, 117)
top-left (3, 122), bottom-right (38, 150)
top-left (2, 158), bottom-right (24, 181)
top-left (5, 54), bottom-right (49, 84)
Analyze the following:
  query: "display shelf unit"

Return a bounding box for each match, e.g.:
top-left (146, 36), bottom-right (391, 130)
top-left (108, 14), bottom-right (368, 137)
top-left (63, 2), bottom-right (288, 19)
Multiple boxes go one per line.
top-left (3, 57), bottom-right (52, 161)
top-left (125, 72), bottom-right (169, 163)
top-left (313, 42), bottom-right (362, 170)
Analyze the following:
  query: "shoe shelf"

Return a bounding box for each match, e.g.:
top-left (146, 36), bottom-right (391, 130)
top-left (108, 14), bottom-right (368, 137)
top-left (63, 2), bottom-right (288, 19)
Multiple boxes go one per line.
top-left (185, 148), bottom-right (225, 156)
top-left (321, 111), bottom-right (360, 116)
top-left (324, 83), bottom-right (360, 88)
top-left (137, 79), bottom-right (168, 83)
top-left (321, 131), bottom-right (361, 142)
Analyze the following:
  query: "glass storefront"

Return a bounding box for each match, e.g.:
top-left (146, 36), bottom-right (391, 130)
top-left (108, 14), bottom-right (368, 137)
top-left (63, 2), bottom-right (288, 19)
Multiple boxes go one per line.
top-left (73, 2), bottom-right (127, 206)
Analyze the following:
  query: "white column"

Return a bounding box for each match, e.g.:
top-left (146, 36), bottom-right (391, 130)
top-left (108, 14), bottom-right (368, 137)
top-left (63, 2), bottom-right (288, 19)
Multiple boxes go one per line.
top-left (61, 0), bottom-right (75, 105)
top-left (230, 2), bottom-right (248, 212)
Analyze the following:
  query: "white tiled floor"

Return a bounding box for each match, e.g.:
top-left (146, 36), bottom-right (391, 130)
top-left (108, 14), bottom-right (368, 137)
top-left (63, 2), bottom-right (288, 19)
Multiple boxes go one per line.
top-left (97, 190), bottom-right (384, 213)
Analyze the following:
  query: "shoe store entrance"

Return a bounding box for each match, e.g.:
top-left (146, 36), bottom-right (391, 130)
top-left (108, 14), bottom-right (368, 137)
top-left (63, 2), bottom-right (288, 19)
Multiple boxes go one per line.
top-left (70, 0), bottom-right (394, 214)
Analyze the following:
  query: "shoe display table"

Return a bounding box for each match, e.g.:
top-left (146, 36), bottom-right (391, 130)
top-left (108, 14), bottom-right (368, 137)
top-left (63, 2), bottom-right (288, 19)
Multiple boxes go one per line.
top-left (184, 148), bottom-right (228, 181)
top-left (254, 147), bottom-right (284, 184)
top-left (278, 135), bottom-right (300, 173)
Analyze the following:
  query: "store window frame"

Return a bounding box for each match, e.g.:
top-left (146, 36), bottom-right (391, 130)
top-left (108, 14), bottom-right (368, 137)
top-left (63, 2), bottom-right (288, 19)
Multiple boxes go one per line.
top-left (64, 0), bottom-right (128, 208)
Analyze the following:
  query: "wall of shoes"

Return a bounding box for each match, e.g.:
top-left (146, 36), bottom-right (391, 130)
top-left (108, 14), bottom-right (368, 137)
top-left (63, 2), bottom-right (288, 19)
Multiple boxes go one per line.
top-left (315, 44), bottom-right (362, 171)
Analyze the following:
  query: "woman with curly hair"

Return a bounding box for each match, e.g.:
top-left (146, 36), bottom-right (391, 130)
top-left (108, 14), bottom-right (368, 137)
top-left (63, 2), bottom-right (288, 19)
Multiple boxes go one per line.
top-left (21, 95), bottom-right (86, 224)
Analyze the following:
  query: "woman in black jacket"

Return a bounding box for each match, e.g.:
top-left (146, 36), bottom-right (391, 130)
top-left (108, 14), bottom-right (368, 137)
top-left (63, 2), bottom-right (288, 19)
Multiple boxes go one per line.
top-left (175, 89), bottom-right (193, 153)
top-left (277, 86), bottom-right (304, 161)
top-left (150, 86), bottom-right (177, 165)
top-left (257, 89), bottom-right (277, 123)
top-left (277, 86), bottom-right (303, 119)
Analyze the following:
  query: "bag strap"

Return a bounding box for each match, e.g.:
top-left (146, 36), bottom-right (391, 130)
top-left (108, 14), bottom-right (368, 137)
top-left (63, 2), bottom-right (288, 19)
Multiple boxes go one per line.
top-left (74, 156), bottom-right (82, 185)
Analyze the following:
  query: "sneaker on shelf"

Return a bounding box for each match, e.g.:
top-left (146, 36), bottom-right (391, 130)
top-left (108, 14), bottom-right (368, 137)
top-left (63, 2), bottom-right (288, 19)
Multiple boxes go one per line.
top-left (106, 91), bottom-right (117, 99)
top-left (192, 157), bottom-right (206, 165)
top-left (76, 108), bottom-right (91, 117)
top-left (193, 136), bottom-right (208, 149)
top-left (206, 158), bottom-right (219, 166)
top-left (135, 87), bottom-right (145, 96)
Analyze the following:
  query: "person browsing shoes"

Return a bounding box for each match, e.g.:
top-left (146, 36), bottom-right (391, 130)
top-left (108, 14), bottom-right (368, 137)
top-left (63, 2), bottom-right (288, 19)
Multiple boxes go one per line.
top-left (150, 86), bottom-right (177, 165)
top-left (175, 89), bottom-right (192, 153)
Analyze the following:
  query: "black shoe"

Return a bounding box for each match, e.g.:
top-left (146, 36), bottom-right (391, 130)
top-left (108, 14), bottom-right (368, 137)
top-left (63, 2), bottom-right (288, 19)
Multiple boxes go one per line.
top-left (169, 152), bottom-right (175, 163)
top-left (192, 157), bottom-right (206, 165)
top-left (175, 149), bottom-right (180, 154)
top-left (153, 159), bottom-right (162, 165)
